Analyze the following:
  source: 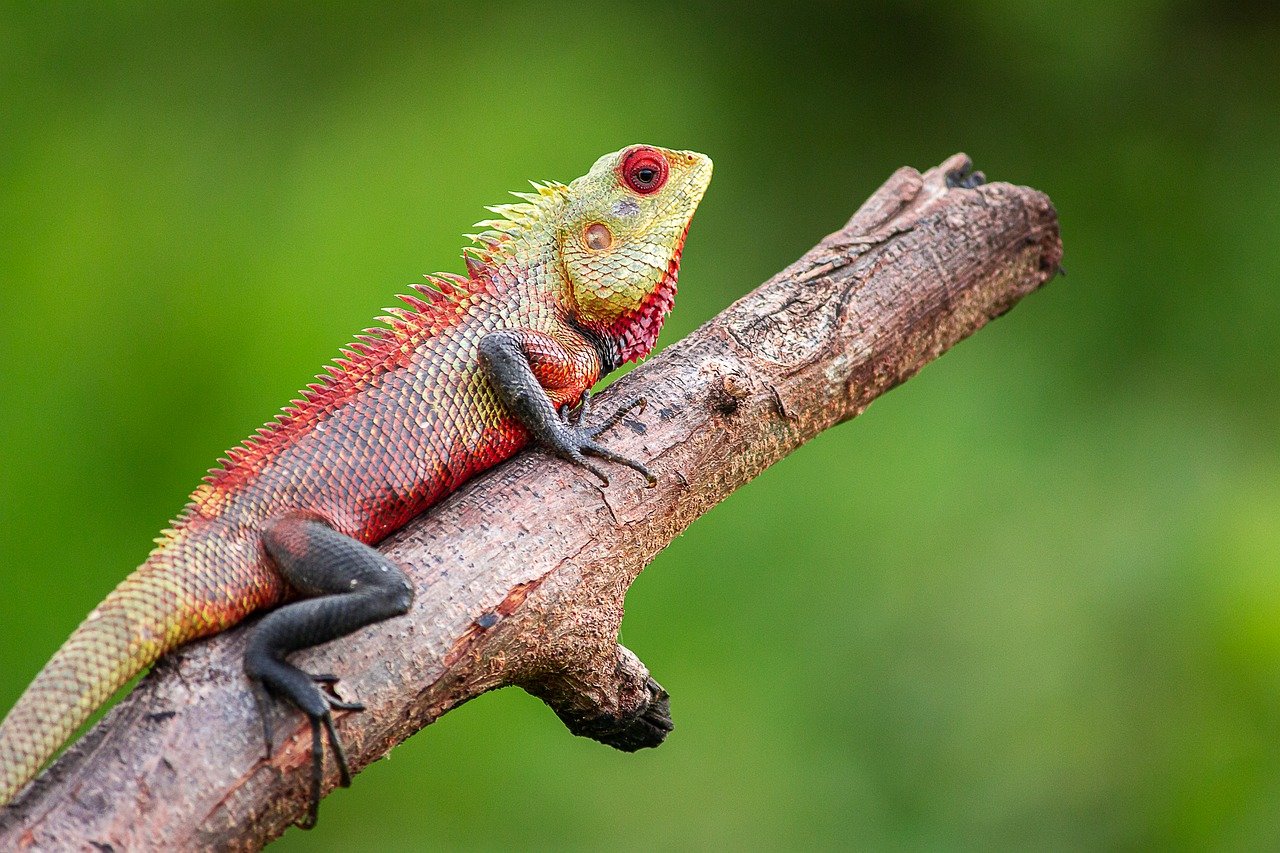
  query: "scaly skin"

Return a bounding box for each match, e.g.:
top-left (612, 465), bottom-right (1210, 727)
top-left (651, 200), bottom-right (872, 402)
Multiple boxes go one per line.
top-left (0, 145), bottom-right (712, 812)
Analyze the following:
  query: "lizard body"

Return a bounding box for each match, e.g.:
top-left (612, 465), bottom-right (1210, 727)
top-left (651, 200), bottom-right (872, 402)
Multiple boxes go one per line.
top-left (0, 145), bottom-right (712, 823)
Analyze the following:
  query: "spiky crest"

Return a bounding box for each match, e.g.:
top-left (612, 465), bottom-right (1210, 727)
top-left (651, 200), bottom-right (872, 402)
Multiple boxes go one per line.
top-left (162, 180), bottom-right (571, 536)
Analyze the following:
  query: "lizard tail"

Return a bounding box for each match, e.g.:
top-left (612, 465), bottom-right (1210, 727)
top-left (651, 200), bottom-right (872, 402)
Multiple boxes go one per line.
top-left (0, 550), bottom-right (252, 806)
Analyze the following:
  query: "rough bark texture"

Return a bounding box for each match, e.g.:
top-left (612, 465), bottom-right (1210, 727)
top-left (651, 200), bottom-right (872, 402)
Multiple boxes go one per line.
top-left (0, 154), bottom-right (1062, 850)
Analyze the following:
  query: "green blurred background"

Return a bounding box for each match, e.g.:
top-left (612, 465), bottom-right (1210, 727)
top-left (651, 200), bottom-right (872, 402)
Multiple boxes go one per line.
top-left (2, 2), bottom-right (1279, 848)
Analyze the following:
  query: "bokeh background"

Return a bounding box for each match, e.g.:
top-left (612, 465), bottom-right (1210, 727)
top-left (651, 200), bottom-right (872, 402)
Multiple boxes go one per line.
top-left (2, 2), bottom-right (1279, 848)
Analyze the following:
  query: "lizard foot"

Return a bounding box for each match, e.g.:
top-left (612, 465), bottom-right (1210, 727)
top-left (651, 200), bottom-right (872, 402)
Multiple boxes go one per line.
top-left (245, 513), bottom-right (413, 827)
top-left (250, 663), bottom-right (361, 830)
top-left (553, 391), bottom-right (654, 487)
top-left (250, 672), bottom-right (363, 759)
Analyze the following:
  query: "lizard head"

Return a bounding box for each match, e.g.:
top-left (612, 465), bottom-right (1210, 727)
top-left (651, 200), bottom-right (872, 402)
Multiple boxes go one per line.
top-left (560, 144), bottom-right (712, 364)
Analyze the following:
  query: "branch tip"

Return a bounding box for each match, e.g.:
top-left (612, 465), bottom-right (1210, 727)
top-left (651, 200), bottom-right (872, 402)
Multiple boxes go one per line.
top-left (527, 645), bottom-right (672, 752)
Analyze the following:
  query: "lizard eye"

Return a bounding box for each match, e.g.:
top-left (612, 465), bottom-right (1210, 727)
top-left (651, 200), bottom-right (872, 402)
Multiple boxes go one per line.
top-left (621, 147), bottom-right (669, 195)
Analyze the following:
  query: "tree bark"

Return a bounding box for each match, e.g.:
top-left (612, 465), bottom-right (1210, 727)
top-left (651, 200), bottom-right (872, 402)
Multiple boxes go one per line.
top-left (0, 154), bottom-right (1062, 850)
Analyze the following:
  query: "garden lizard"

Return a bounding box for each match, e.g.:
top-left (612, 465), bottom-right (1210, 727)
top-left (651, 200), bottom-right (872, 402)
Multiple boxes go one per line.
top-left (0, 144), bottom-right (712, 825)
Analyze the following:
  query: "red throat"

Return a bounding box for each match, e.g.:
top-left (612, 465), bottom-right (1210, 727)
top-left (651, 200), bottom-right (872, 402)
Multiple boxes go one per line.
top-left (603, 227), bottom-right (687, 363)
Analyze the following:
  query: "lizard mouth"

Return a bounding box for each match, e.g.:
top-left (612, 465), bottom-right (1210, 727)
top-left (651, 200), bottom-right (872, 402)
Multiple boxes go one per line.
top-left (657, 152), bottom-right (712, 220)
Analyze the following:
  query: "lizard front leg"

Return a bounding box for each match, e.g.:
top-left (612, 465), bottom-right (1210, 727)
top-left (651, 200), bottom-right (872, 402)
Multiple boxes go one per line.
top-left (477, 329), bottom-right (655, 487)
top-left (245, 513), bottom-right (414, 829)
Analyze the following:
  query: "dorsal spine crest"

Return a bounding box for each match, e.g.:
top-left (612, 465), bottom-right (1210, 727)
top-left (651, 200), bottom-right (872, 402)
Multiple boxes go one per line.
top-left (183, 177), bottom-right (570, 512)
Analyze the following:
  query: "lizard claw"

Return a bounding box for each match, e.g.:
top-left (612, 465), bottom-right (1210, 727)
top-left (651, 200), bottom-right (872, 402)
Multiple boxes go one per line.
top-left (558, 389), bottom-right (593, 429)
top-left (581, 438), bottom-right (656, 486)
top-left (314, 673), bottom-right (365, 710)
top-left (251, 680), bottom-right (276, 759)
top-left (551, 394), bottom-right (655, 487)
top-left (293, 696), bottom-right (359, 830)
top-left (584, 396), bottom-right (647, 440)
top-left (249, 663), bottom-right (364, 830)
top-left (296, 710), bottom-right (353, 830)
top-left (573, 453), bottom-right (610, 487)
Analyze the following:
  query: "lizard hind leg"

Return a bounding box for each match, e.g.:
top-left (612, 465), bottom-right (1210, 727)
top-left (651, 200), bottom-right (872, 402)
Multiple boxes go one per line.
top-left (245, 513), bottom-right (414, 829)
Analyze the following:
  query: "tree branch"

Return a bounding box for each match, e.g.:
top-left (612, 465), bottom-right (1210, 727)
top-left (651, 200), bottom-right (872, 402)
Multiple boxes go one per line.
top-left (0, 154), bottom-right (1062, 850)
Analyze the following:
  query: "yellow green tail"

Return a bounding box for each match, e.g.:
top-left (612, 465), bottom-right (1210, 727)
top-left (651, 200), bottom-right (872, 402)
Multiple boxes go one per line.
top-left (0, 560), bottom-right (200, 805)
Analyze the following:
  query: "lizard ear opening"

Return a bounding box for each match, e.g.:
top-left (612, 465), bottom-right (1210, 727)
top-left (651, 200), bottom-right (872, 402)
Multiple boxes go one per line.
top-left (583, 223), bottom-right (613, 251)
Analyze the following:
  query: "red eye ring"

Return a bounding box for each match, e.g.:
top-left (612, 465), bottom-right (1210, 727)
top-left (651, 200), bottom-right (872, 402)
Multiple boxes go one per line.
top-left (620, 146), bottom-right (669, 195)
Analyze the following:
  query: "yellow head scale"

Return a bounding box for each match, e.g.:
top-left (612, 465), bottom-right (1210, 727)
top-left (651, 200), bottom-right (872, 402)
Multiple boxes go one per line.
top-left (560, 144), bottom-right (712, 362)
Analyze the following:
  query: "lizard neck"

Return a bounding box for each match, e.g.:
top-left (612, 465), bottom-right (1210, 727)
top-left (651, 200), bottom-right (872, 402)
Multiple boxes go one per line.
top-left (580, 222), bottom-right (687, 365)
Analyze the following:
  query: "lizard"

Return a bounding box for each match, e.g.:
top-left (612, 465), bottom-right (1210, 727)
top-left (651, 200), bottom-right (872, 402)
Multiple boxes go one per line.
top-left (0, 144), bottom-right (712, 826)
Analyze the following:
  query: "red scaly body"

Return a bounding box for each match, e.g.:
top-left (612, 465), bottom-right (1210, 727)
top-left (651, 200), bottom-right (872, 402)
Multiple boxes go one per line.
top-left (0, 145), bottom-right (713, 807)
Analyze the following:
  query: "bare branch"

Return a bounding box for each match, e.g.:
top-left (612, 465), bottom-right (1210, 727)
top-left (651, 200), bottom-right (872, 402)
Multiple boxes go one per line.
top-left (0, 155), bottom-right (1062, 850)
